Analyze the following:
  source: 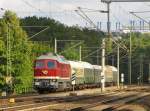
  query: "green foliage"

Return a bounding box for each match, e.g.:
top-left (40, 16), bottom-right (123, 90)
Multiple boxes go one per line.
top-left (0, 12), bottom-right (150, 92)
top-left (21, 16), bottom-right (105, 64)
top-left (0, 11), bottom-right (33, 92)
top-left (119, 32), bottom-right (150, 83)
top-left (31, 41), bottom-right (53, 59)
top-left (21, 16), bottom-right (150, 84)
top-left (105, 37), bottom-right (113, 53)
top-left (61, 43), bottom-right (80, 60)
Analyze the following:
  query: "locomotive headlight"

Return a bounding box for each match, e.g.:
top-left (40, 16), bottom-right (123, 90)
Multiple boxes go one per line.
top-left (42, 70), bottom-right (48, 75)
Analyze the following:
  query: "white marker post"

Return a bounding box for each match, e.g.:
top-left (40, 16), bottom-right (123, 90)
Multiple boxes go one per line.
top-left (121, 73), bottom-right (124, 89)
top-left (71, 73), bottom-right (76, 92)
top-left (1, 91), bottom-right (6, 97)
top-left (1, 91), bottom-right (6, 105)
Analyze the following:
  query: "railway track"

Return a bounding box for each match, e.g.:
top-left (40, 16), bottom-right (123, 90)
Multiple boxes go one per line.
top-left (1, 85), bottom-right (150, 111)
top-left (0, 86), bottom-right (120, 106)
top-left (0, 91), bottom-right (125, 111)
top-left (101, 93), bottom-right (149, 111)
top-left (5, 92), bottom-right (139, 111)
top-left (0, 85), bottom-right (148, 104)
top-left (70, 92), bottom-right (150, 111)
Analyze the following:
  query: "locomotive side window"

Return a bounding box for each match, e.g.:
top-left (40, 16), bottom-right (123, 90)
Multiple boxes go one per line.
top-left (35, 61), bottom-right (45, 68)
top-left (47, 61), bottom-right (55, 68)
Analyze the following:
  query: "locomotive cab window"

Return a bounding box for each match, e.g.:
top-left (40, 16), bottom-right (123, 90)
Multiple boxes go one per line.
top-left (47, 61), bottom-right (55, 68)
top-left (35, 61), bottom-right (45, 68)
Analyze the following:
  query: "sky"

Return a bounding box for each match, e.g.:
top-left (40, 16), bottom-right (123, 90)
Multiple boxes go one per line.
top-left (0, 0), bottom-right (150, 31)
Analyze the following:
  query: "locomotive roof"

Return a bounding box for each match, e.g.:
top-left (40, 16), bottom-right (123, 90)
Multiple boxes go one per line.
top-left (36, 53), bottom-right (70, 64)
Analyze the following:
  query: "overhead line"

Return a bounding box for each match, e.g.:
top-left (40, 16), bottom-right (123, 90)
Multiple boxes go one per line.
top-left (130, 11), bottom-right (150, 13)
top-left (130, 12), bottom-right (150, 25)
top-left (28, 26), bottom-right (49, 40)
top-left (77, 7), bottom-right (97, 28)
top-left (78, 7), bottom-right (108, 13)
top-left (22, 0), bottom-right (44, 13)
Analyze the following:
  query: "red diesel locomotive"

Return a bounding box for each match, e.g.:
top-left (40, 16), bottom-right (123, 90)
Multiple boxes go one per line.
top-left (34, 53), bottom-right (71, 93)
top-left (33, 53), bottom-right (118, 93)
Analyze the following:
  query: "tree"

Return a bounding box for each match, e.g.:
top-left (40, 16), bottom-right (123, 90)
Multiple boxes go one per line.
top-left (0, 11), bottom-right (32, 92)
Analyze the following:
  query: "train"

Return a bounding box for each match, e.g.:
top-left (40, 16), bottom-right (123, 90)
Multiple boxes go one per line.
top-left (33, 52), bottom-right (118, 93)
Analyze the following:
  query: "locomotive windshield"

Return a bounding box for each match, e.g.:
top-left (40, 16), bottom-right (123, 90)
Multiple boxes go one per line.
top-left (47, 61), bottom-right (55, 68)
top-left (35, 61), bottom-right (45, 68)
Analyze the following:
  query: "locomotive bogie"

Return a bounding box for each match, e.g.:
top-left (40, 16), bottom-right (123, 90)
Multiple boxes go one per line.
top-left (34, 78), bottom-right (71, 93)
top-left (34, 79), bottom-right (58, 93)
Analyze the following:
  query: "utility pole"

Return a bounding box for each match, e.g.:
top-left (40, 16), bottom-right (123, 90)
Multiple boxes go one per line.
top-left (107, 2), bottom-right (111, 36)
top-left (97, 49), bottom-right (99, 65)
top-left (149, 62), bottom-right (150, 83)
top-left (102, 0), bottom-right (150, 34)
top-left (139, 54), bottom-right (143, 85)
top-left (117, 45), bottom-right (120, 88)
top-left (100, 1), bottom-right (110, 91)
top-left (101, 0), bottom-right (150, 86)
top-left (141, 56), bottom-right (143, 84)
top-left (101, 39), bottom-right (105, 92)
top-left (54, 38), bottom-right (57, 53)
top-left (100, 0), bottom-right (111, 36)
top-left (112, 55), bottom-right (114, 66)
top-left (6, 24), bottom-right (9, 77)
top-left (139, 55), bottom-right (142, 85)
top-left (6, 23), bottom-right (13, 90)
top-left (79, 45), bottom-right (82, 61)
top-left (128, 25), bottom-right (132, 85)
top-left (7, 24), bottom-right (11, 77)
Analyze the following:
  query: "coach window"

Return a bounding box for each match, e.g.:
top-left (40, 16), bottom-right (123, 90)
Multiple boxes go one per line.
top-left (47, 61), bottom-right (55, 68)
